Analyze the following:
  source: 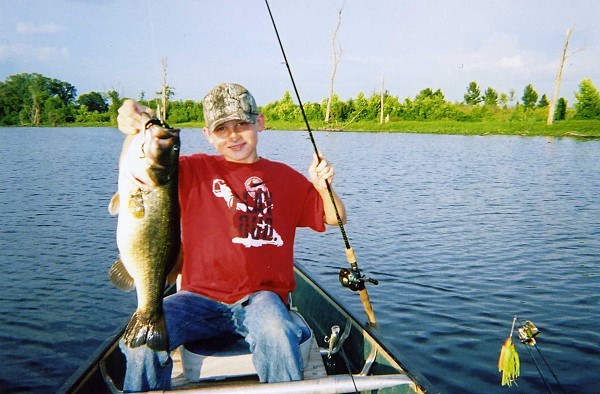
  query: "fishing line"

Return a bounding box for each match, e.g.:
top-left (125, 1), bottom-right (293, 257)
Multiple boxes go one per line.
top-left (339, 348), bottom-right (359, 393)
top-left (145, 0), bottom-right (162, 102)
top-left (515, 316), bottom-right (565, 393)
top-left (264, 0), bottom-right (378, 326)
top-left (521, 342), bottom-right (554, 394)
top-left (264, 0), bottom-right (346, 239)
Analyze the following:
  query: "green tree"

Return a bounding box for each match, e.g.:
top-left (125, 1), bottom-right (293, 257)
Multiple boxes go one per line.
top-left (365, 93), bottom-right (382, 120)
top-left (168, 99), bottom-right (203, 123)
top-left (554, 97), bottom-right (567, 121)
top-left (48, 78), bottom-right (77, 105)
top-left (574, 79), bottom-right (600, 119)
top-left (75, 105), bottom-right (109, 123)
top-left (508, 89), bottom-right (516, 106)
top-left (302, 101), bottom-right (323, 121)
top-left (77, 91), bottom-right (108, 113)
top-left (406, 88), bottom-right (453, 120)
top-left (44, 96), bottom-right (67, 126)
top-left (498, 93), bottom-right (509, 108)
top-left (261, 91), bottom-right (300, 121)
top-left (107, 90), bottom-right (123, 125)
top-left (349, 91), bottom-right (369, 120)
top-left (151, 85), bottom-right (176, 117)
top-left (28, 79), bottom-right (47, 125)
top-left (483, 87), bottom-right (498, 106)
top-left (521, 84), bottom-right (539, 111)
top-left (537, 94), bottom-right (550, 108)
top-left (464, 82), bottom-right (482, 105)
top-left (0, 73), bottom-right (76, 125)
top-left (322, 93), bottom-right (351, 122)
top-left (382, 94), bottom-right (403, 120)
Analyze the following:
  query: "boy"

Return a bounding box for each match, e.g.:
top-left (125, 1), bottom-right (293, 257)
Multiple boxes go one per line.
top-left (117, 82), bottom-right (346, 391)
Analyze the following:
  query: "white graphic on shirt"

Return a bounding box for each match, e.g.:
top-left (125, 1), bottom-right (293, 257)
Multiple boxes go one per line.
top-left (212, 177), bottom-right (283, 248)
top-left (212, 179), bottom-right (247, 211)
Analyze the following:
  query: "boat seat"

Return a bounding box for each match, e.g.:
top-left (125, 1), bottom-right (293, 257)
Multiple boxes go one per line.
top-left (179, 309), bottom-right (314, 382)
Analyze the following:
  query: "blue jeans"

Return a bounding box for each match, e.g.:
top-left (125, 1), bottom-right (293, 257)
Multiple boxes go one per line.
top-left (119, 290), bottom-right (305, 392)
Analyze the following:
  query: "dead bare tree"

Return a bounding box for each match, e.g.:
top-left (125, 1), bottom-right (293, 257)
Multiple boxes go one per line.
top-left (325, 3), bottom-right (344, 123)
top-left (30, 88), bottom-right (41, 126)
top-left (547, 28), bottom-right (573, 125)
top-left (160, 57), bottom-right (168, 121)
top-left (379, 78), bottom-right (385, 124)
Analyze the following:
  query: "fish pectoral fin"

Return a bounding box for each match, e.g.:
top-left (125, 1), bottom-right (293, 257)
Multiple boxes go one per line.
top-left (128, 189), bottom-right (145, 219)
top-left (108, 258), bottom-right (136, 291)
top-left (108, 192), bottom-right (120, 215)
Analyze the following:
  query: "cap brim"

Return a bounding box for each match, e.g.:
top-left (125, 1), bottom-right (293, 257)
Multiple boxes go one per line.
top-left (208, 112), bottom-right (257, 132)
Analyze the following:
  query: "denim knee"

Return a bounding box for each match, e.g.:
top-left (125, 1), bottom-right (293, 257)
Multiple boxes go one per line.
top-left (119, 340), bottom-right (172, 392)
top-left (240, 291), bottom-right (304, 382)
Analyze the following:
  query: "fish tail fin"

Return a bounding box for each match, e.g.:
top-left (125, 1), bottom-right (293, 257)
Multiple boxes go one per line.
top-left (108, 258), bottom-right (135, 291)
top-left (122, 310), bottom-right (169, 351)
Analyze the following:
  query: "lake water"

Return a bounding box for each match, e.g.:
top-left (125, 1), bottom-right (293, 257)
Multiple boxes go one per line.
top-left (1, 127), bottom-right (599, 393)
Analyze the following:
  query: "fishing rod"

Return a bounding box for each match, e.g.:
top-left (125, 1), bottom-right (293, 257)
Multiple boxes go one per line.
top-left (499, 317), bottom-right (565, 393)
top-left (264, 0), bottom-right (378, 326)
top-left (515, 317), bottom-right (565, 394)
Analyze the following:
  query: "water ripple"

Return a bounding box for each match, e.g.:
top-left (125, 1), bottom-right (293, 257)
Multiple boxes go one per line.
top-left (1, 129), bottom-right (599, 393)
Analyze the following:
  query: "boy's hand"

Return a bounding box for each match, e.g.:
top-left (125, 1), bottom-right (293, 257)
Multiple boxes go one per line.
top-left (309, 152), bottom-right (335, 192)
top-left (117, 99), bottom-right (155, 135)
top-left (309, 151), bottom-right (347, 225)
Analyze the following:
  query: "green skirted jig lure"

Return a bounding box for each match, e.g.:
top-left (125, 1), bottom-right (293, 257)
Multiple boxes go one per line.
top-left (498, 317), bottom-right (521, 386)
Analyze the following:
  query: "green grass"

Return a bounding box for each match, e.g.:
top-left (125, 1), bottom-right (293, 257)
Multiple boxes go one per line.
top-left (37, 118), bottom-right (600, 139)
top-left (261, 119), bottom-right (600, 138)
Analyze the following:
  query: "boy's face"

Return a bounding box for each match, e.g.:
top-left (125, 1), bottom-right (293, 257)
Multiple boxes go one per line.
top-left (202, 113), bottom-right (264, 163)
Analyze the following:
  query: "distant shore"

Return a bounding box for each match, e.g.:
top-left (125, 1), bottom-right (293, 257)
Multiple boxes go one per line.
top-left (7, 119), bottom-right (600, 138)
top-left (177, 119), bottom-right (600, 138)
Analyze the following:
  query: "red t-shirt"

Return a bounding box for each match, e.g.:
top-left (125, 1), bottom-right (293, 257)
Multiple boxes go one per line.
top-left (178, 154), bottom-right (326, 304)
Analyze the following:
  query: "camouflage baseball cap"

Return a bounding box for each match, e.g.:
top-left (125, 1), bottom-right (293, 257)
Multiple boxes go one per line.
top-left (203, 83), bottom-right (259, 132)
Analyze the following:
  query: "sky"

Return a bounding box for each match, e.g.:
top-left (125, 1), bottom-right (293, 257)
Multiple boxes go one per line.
top-left (1, 0), bottom-right (599, 106)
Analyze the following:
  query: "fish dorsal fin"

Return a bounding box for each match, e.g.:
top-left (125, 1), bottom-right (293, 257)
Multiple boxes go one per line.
top-left (108, 257), bottom-right (135, 292)
top-left (108, 192), bottom-right (120, 215)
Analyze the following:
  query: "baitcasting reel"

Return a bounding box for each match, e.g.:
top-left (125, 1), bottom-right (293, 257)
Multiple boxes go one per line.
top-left (339, 267), bottom-right (379, 292)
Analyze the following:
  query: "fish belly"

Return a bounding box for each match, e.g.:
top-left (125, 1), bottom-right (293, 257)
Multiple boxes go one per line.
top-left (117, 182), bottom-right (180, 350)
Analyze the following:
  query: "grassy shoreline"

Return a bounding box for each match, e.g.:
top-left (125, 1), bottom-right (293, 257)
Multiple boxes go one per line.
top-left (193, 119), bottom-right (600, 138)
top-left (11, 119), bottom-right (600, 138)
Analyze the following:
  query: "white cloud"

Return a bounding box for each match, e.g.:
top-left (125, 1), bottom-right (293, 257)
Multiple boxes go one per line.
top-left (441, 32), bottom-right (557, 77)
top-left (500, 55), bottom-right (524, 69)
top-left (0, 43), bottom-right (69, 62)
top-left (16, 22), bottom-right (66, 34)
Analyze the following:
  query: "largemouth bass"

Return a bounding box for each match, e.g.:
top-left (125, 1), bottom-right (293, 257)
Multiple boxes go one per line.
top-left (108, 113), bottom-right (180, 351)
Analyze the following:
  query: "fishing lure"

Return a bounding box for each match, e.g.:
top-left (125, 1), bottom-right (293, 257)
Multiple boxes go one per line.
top-left (517, 321), bottom-right (540, 345)
top-left (498, 336), bottom-right (521, 386)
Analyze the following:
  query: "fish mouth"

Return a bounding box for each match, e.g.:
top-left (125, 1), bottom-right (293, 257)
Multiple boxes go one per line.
top-left (143, 115), bottom-right (180, 138)
top-left (142, 125), bottom-right (180, 183)
top-left (153, 126), bottom-right (180, 139)
top-left (147, 125), bottom-right (180, 159)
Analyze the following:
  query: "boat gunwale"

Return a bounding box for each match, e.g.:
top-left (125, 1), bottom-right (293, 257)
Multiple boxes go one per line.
top-left (293, 261), bottom-right (436, 393)
top-left (56, 323), bottom-right (126, 394)
top-left (57, 262), bottom-right (436, 393)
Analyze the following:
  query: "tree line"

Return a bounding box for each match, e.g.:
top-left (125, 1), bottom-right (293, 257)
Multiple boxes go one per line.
top-left (1, 72), bottom-right (599, 127)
